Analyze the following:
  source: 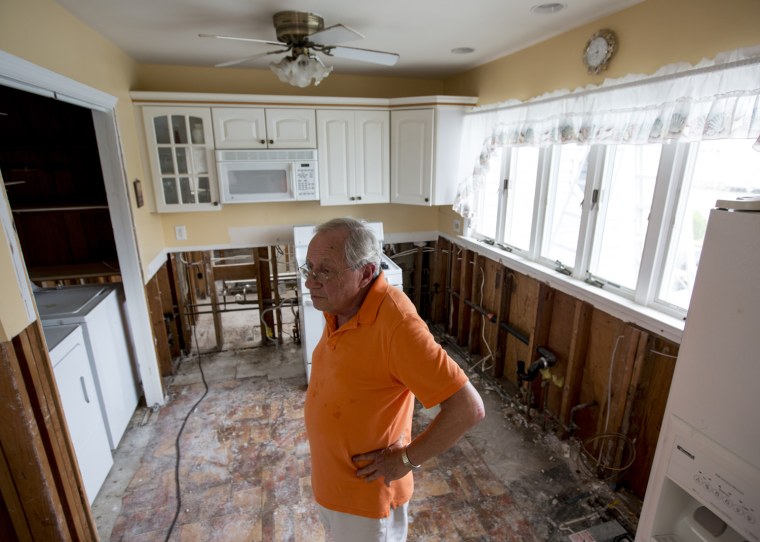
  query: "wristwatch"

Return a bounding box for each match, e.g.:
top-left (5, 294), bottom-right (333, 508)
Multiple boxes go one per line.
top-left (401, 445), bottom-right (422, 471)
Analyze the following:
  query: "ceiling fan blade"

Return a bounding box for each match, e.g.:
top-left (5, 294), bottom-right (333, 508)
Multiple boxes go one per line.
top-left (199, 33), bottom-right (283, 47)
top-left (326, 45), bottom-right (399, 66)
top-left (215, 49), bottom-right (290, 68)
top-left (309, 24), bottom-right (364, 46)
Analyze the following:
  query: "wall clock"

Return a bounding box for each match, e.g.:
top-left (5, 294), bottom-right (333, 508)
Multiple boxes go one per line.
top-left (583, 29), bottom-right (617, 75)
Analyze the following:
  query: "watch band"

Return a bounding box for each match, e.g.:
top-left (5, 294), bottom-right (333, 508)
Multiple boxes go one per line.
top-left (401, 445), bottom-right (422, 471)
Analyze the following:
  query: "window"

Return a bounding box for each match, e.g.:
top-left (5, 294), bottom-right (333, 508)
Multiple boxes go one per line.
top-left (502, 147), bottom-right (539, 252)
top-left (540, 144), bottom-right (588, 269)
top-left (471, 137), bottom-right (759, 317)
top-left (589, 144), bottom-right (661, 291)
top-left (471, 149), bottom-right (502, 239)
top-left (656, 138), bottom-right (760, 310)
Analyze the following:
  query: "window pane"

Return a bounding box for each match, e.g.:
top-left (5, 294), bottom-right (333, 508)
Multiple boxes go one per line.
top-left (198, 177), bottom-right (211, 203)
top-left (162, 178), bottom-right (178, 204)
top-left (590, 144), bottom-right (661, 289)
top-left (171, 115), bottom-right (188, 144)
top-left (175, 148), bottom-right (188, 174)
top-left (179, 177), bottom-right (194, 204)
top-left (541, 144), bottom-right (588, 267)
top-left (189, 117), bottom-right (205, 144)
top-left (658, 139), bottom-right (760, 309)
top-left (153, 116), bottom-right (170, 144)
top-left (471, 148), bottom-right (501, 238)
top-left (158, 148), bottom-right (175, 174)
top-left (503, 147), bottom-right (539, 251)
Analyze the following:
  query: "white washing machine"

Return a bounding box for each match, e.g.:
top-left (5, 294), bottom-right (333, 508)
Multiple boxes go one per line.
top-left (35, 284), bottom-right (140, 450)
top-left (293, 222), bottom-right (403, 383)
top-left (44, 324), bottom-right (113, 504)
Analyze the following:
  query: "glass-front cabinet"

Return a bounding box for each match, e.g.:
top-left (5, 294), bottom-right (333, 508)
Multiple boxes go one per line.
top-left (141, 107), bottom-right (220, 212)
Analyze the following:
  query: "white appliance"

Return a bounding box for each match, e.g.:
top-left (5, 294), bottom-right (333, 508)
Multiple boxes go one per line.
top-left (35, 284), bottom-right (140, 450)
top-left (44, 324), bottom-right (113, 504)
top-left (636, 197), bottom-right (760, 542)
top-left (293, 222), bottom-right (404, 383)
top-left (216, 149), bottom-right (319, 203)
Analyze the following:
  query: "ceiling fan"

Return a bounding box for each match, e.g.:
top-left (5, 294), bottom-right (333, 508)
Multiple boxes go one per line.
top-left (199, 11), bottom-right (400, 87)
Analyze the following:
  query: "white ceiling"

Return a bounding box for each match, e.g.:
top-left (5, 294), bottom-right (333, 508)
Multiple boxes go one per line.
top-left (55, 0), bottom-right (642, 79)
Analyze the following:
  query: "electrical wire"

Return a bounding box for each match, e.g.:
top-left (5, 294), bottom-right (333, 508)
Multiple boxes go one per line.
top-left (164, 325), bottom-right (210, 542)
top-left (471, 266), bottom-right (494, 373)
top-left (605, 335), bottom-right (624, 434)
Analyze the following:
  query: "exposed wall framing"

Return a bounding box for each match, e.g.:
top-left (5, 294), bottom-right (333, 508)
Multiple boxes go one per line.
top-left (429, 237), bottom-right (678, 500)
top-left (0, 322), bottom-right (98, 541)
top-left (148, 246), bottom-right (299, 373)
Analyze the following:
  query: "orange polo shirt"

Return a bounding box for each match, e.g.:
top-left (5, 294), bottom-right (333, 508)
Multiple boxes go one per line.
top-left (304, 273), bottom-right (468, 519)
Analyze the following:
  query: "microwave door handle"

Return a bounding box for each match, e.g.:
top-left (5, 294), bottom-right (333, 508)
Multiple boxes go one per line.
top-left (288, 162), bottom-right (297, 198)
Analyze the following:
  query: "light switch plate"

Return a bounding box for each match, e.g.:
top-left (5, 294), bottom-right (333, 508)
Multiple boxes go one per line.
top-left (175, 225), bottom-right (187, 241)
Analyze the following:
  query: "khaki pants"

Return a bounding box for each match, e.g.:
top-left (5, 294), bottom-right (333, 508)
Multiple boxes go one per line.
top-left (317, 503), bottom-right (409, 542)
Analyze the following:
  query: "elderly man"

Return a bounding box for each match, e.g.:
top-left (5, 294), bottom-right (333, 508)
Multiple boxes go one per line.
top-left (302, 217), bottom-right (485, 542)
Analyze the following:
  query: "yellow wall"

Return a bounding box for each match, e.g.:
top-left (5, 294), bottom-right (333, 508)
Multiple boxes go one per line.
top-left (135, 64), bottom-right (443, 98)
top-left (442, 0), bottom-right (760, 104)
top-left (1, 0), bottom-right (759, 339)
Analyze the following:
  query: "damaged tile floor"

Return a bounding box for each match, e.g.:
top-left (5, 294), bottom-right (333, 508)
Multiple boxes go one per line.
top-left (92, 337), bottom-right (641, 541)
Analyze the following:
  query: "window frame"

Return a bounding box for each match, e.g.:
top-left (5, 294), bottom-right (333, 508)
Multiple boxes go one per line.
top-left (468, 137), bottom-right (757, 325)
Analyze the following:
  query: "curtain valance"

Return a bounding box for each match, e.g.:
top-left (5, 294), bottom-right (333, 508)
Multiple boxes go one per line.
top-left (454, 46), bottom-right (760, 218)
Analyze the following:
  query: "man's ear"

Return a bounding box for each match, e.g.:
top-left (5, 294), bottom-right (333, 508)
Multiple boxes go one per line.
top-left (358, 263), bottom-right (376, 287)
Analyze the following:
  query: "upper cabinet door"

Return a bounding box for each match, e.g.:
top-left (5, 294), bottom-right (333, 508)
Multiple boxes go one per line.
top-left (212, 107), bottom-right (316, 149)
top-left (141, 106), bottom-right (221, 212)
top-left (317, 109), bottom-right (389, 206)
top-left (390, 106), bottom-right (469, 206)
top-left (317, 110), bottom-right (355, 205)
top-left (212, 108), bottom-right (267, 149)
top-left (265, 108), bottom-right (317, 149)
top-left (391, 109), bottom-right (433, 205)
top-left (354, 110), bottom-right (390, 205)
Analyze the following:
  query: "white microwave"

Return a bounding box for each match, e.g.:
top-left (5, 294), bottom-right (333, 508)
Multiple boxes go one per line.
top-left (216, 149), bottom-right (319, 203)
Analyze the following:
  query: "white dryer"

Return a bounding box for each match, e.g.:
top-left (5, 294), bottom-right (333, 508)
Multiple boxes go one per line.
top-left (44, 324), bottom-right (113, 504)
top-left (35, 284), bottom-right (140, 450)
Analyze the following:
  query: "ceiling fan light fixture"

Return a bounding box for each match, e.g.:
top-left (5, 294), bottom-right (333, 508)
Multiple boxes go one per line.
top-left (269, 53), bottom-right (333, 87)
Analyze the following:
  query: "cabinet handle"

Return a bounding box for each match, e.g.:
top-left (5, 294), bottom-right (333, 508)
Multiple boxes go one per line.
top-left (349, 196), bottom-right (355, 201)
top-left (80, 376), bottom-right (90, 403)
top-left (213, 201), bottom-right (219, 206)
top-left (268, 139), bottom-right (274, 145)
top-left (357, 196), bottom-right (362, 200)
top-left (259, 139), bottom-right (266, 145)
top-left (425, 197), bottom-right (429, 202)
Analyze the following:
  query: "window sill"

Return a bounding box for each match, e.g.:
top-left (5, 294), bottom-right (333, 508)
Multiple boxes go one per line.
top-left (442, 234), bottom-right (685, 344)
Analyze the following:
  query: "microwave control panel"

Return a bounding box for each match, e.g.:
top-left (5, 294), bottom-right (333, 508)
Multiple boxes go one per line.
top-left (294, 161), bottom-right (318, 200)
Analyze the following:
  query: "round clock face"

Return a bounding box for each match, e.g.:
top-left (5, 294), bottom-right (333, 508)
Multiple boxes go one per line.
top-left (584, 29), bottom-right (617, 74)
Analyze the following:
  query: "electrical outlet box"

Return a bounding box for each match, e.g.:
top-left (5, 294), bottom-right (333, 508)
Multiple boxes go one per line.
top-left (453, 219), bottom-right (461, 233)
top-left (175, 225), bottom-right (187, 241)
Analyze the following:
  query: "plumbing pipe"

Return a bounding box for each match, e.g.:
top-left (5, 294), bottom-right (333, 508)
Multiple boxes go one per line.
top-left (449, 289), bottom-right (530, 344)
top-left (564, 400), bottom-right (598, 436)
top-left (517, 346), bottom-right (557, 381)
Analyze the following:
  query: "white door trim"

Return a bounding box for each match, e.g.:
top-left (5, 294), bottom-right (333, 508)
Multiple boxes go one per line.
top-left (0, 51), bottom-right (165, 407)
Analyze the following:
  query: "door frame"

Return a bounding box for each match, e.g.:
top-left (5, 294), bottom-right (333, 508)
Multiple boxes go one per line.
top-left (0, 50), bottom-right (164, 407)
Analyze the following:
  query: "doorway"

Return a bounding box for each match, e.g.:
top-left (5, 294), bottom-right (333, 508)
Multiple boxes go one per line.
top-left (0, 50), bottom-right (163, 406)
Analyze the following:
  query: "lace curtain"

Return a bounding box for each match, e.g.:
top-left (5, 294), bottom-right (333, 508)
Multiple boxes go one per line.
top-left (453, 46), bottom-right (760, 219)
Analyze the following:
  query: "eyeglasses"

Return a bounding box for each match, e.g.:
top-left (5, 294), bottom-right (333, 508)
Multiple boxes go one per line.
top-left (298, 263), bottom-right (354, 283)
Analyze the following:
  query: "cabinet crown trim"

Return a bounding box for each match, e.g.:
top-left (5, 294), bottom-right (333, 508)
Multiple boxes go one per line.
top-left (130, 92), bottom-right (478, 109)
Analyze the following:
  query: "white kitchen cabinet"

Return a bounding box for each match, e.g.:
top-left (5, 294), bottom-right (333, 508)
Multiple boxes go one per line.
top-left (141, 106), bottom-right (221, 212)
top-left (390, 105), bottom-right (469, 206)
top-left (45, 324), bottom-right (113, 505)
top-left (317, 109), bottom-right (389, 206)
top-left (212, 107), bottom-right (316, 149)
